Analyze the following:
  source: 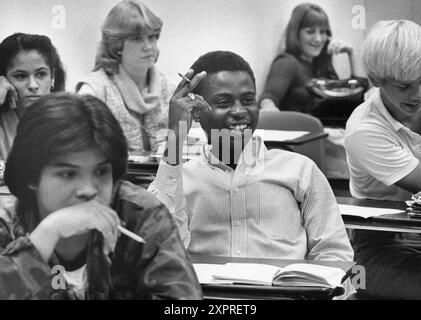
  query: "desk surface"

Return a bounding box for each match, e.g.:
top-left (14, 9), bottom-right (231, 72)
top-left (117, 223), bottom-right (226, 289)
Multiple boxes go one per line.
top-left (191, 255), bottom-right (355, 300)
top-left (126, 130), bottom-right (327, 177)
top-left (337, 196), bottom-right (421, 233)
top-left (276, 131), bottom-right (328, 146)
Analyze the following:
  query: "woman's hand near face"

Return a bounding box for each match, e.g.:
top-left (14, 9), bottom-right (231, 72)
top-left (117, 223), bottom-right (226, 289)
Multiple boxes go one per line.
top-left (0, 76), bottom-right (18, 107)
top-left (165, 70), bottom-right (209, 164)
top-left (327, 39), bottom-right (354, 55)
top-left (29, 200), bottom-right (121, 262)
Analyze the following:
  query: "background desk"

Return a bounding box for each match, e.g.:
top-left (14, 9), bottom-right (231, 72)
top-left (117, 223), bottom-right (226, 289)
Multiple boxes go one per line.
top-left (125, 130), bottom-right (328, 185)
top-left (264, 131), bottom-right (328, 147)
top-left (191, 255), bottom-right (355, 300)
top-left (337, 196), bottom-right (421, 233)
top-left (263, 131), bottom-right (328, 152)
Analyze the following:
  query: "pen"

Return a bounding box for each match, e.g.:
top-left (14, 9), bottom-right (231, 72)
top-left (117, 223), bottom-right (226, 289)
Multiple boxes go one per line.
top-left (117, 225), bottom-right (145, 243)
top-left (178, 72), bottom-right (191, 83)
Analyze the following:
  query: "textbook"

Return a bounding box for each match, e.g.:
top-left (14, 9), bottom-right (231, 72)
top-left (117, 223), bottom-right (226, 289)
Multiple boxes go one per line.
top-left (193, 263), bottom-right (346, 288)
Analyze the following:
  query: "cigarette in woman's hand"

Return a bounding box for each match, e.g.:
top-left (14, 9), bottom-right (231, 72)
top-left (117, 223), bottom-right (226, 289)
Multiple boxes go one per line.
top-left (117, 225), bottom-right (145, 243)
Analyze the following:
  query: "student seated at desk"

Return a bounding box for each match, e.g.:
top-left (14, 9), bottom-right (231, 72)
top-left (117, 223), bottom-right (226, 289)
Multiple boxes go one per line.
top-left (259, 3), bottom-right (358, 113)
top-left (76, 0), bottom-right (173, 154)
top-left (0, 93), bottom-right (201, 299)
top-left (149, 51), bottom-right (353, 264)
top-left (0, 33), bottom-right (66, 160)
top-left (344, 20), bottom-right (421, 299)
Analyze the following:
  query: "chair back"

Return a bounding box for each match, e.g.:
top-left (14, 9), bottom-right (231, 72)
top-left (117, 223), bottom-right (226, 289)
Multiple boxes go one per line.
top-left (257, 111), bottom-right (326, 173)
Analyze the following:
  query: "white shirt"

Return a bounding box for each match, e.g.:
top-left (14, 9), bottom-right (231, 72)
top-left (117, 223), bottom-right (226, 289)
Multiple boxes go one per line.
top-left (345, 89), bottom-right (421, 201)
top-left (149, 137), bottom-right (353, 262)
top-left (63, 264), bottom-right (89, 300)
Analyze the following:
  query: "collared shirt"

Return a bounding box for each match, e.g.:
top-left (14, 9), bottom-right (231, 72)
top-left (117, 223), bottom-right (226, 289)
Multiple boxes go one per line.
top-left (149, 137), bottom-right (353, 261)
top-left (345, 89), bottom-right (421, 201)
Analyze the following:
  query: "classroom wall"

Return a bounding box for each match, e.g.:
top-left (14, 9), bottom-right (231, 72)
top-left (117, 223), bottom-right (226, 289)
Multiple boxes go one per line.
top-left (0, 0), bottom-right (418, 96)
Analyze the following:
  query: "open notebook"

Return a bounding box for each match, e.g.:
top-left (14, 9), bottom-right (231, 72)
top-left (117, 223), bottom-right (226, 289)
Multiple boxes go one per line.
top-left (193, 262), bottom-right (346, 288)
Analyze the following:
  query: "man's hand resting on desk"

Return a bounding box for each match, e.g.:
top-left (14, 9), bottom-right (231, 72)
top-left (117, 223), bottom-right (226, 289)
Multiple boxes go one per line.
top-left (165, 69), bottom-right (210, 165)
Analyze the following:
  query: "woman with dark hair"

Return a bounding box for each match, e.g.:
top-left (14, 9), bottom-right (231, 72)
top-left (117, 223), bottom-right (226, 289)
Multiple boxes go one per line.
top-left (0, 32), bottom-right (66, 160)
top-left (259, 3), bottom-right (358, 113)
top-left (0, 93), bottom-right (201, 299)
top-left (76, 0), bottom-right (173, 153)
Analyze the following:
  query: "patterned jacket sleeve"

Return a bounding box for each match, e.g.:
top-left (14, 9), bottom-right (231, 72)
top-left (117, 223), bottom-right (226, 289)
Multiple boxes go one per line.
top-left (0, 212), bottom-right (53, 299)
top-left (114, 182), bottom-right (202, 299)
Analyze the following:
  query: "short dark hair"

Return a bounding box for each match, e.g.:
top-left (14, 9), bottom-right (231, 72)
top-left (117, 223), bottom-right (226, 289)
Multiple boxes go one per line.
top-left (190, 51), bottom-right (256, 96)
top-left (5, 93), bottom-right (128, 216)
top-left (0, 33), bottom-right (66, 91)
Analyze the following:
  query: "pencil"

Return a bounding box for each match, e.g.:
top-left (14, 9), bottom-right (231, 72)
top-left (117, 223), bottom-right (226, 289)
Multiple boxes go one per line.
top-left (178, 72), bottom-right (191, 83)
top-left (117, 225), bottom-right (145, 243)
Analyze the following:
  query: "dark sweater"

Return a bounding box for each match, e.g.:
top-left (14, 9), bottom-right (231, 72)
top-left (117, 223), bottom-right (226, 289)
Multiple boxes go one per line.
top-left (260, 53), bottom-right (333, 112)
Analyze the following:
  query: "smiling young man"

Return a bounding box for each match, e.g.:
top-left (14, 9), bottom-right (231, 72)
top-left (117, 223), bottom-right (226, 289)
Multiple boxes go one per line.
top-left (149, 51), bottom-right (353, 267)
top-left (344, 20), bottom-right (421, 299)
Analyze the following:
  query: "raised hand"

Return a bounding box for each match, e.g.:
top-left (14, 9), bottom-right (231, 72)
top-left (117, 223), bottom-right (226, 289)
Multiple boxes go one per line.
top-left (169, 69), bottom-right (209, 140)
top-left (0, 76), bottom-right (18, 108)
top-left (327, 39), bottom-right (354, 55)
top-left (165, 70), bottom-right (210, 164)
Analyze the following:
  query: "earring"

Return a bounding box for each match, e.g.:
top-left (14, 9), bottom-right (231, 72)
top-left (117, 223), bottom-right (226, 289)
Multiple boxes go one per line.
top-left (51, 79), bottom-right (55, 89)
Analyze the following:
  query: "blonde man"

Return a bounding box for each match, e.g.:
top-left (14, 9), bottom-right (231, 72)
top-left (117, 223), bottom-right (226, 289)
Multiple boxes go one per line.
top-left (345, 20), bottom-right (421, 299)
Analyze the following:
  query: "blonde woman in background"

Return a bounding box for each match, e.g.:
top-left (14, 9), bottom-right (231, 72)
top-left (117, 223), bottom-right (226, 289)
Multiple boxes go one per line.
top-left (77, 0), bottom-right (174, 153)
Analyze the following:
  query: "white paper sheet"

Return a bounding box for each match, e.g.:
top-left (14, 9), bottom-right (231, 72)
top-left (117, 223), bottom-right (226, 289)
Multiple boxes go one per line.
top-left (253, 129), bottom-right (308, 142)
top-left (193, 263), bottom-right (233, 284)
top-left (338, 204), bottom-right (405, 219)
top-left (187, 127), bottom-right (309, 143)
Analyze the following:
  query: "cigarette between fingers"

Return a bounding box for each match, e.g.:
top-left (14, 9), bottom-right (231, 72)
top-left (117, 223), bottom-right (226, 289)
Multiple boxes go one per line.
top-left (178, 73), bottom-right (191, 83)
top-left (117, 225), bottom-right (146, 244)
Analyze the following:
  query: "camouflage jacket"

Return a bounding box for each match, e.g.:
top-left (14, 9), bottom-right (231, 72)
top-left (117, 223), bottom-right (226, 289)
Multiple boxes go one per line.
top-left (0, 181), bottom-right (202, 300)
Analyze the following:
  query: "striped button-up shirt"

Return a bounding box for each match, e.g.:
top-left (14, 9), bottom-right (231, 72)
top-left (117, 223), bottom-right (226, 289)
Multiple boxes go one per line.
top-left (149, 137), bottom-right (353, 261)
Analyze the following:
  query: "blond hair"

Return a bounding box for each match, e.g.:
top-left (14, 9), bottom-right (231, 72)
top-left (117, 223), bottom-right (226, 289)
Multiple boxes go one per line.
top-left (362, 20), bottom-right (421, 83)
top-left (94, 0), bottom-right (162, 74)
